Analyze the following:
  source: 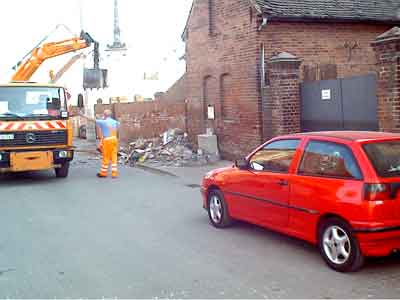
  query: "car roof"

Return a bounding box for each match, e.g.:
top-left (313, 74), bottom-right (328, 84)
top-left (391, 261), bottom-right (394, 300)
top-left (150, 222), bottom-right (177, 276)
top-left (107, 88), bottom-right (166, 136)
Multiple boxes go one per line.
top-left (288, 131), bottom-right (400, 142)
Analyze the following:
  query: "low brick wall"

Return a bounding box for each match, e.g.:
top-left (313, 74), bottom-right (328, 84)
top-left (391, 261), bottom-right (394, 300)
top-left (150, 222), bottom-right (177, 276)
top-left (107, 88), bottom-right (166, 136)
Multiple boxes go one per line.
top-left (95, 101), bottom-right (187, 144)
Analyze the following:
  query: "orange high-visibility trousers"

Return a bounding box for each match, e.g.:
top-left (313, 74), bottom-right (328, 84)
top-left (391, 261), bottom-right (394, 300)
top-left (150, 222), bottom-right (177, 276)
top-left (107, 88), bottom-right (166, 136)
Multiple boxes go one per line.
top-left (97, 139), bottom-right (104, 154)
top-left (99, 136), bottom-right (118, 177)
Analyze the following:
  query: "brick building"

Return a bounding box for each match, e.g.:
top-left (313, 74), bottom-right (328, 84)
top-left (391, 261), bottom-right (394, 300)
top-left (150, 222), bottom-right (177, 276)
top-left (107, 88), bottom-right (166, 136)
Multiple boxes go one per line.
top-left (181, 0), bottom-right (400, 159)
top-left (155, 75), bottom-right (187, 103)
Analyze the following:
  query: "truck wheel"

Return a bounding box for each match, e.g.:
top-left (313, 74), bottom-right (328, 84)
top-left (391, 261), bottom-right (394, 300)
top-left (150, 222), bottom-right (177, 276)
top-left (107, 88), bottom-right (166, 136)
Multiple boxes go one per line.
top-left (55, 162), bottom-right (70, 178)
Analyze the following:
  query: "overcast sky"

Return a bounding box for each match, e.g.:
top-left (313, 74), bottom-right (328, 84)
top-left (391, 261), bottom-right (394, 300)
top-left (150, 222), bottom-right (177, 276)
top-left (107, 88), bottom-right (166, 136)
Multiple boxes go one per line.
top-left (0, 0), bottom-right (192, 100)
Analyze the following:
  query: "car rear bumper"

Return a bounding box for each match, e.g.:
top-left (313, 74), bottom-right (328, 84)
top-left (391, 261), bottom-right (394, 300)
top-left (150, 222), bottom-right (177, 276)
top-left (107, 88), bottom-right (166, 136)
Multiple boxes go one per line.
top-left (355, 226), bottom-right (400, 257)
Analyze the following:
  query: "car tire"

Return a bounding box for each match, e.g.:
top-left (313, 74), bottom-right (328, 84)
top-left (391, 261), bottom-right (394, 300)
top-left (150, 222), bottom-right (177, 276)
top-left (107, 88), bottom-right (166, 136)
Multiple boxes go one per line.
top-left (55, 162), bottom-right (70, 178)
top-left (207, 189), bottom-right (233, 228)
top-left (318, 217), bottom-right (364, 272)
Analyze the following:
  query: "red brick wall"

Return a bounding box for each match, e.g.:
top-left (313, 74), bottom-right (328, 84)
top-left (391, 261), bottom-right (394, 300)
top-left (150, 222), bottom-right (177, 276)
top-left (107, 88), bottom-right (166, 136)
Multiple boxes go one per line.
top-left (159, 75), bottom-right (187, 103)
top-left (261, 22), bottom-right (391, 80)
top-left (185, 0), bottom-right (262, 159)
top-left (95, 101), bottom-right (187, 144)
top-left (372, 28), bottom-right (400, 133)
top-left (265, 58), bottom-right (302, 138)
top-left (94, 104), bottom-right (112, 118)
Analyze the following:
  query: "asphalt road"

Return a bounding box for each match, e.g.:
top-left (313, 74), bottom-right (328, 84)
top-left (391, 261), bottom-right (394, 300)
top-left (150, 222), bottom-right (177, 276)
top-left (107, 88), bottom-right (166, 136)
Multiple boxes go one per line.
top-left (0, 157), bottom-right (400, 298)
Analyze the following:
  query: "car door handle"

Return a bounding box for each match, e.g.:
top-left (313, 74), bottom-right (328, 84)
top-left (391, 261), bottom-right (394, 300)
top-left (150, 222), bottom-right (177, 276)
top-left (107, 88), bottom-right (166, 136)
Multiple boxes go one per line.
top-left (276, 179), bottom-right (288, 186)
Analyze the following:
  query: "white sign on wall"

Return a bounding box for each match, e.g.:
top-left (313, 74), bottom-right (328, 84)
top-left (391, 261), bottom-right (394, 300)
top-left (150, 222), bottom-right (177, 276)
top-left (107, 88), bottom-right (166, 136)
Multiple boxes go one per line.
top-left (207, 105), bottom-right (215, 120)
top-left (322, 89), bottom-right (332, 101)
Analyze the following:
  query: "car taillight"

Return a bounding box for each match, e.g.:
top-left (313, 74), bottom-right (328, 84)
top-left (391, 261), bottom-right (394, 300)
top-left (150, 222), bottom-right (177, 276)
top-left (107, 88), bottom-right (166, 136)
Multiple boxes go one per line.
top-left (364, 183), bottom-right (392, 201)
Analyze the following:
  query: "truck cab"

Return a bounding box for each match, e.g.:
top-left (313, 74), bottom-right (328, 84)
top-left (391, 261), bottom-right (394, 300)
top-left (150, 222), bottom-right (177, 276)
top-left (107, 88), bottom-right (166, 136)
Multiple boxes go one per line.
top-left (0, 82), bottom-right (73, 177)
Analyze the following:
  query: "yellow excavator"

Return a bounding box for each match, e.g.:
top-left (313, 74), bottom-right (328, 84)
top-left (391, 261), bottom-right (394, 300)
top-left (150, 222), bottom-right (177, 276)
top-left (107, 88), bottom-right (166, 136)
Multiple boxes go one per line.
top-left (0, 31), bottom-right (100, 178)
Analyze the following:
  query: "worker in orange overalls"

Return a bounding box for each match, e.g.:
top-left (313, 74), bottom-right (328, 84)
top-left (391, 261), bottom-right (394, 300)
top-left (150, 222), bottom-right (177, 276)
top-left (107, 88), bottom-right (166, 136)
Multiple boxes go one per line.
top-left (81, 109), bottom-right (120, 178)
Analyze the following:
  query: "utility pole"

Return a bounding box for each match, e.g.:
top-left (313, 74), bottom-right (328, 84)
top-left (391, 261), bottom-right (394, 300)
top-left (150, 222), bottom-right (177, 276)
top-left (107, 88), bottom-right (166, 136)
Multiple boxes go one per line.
top-left (79, 0), bottom-right (84, 31)
top-left (78, 0), bottom-right (96, 141)
top-left (78, 0), bottom-right (88, 114)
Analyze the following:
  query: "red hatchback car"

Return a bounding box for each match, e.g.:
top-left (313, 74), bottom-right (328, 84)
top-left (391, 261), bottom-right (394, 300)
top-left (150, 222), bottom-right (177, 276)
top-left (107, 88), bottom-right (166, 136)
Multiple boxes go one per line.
top-left (201, 131), bottom-right (400, 272)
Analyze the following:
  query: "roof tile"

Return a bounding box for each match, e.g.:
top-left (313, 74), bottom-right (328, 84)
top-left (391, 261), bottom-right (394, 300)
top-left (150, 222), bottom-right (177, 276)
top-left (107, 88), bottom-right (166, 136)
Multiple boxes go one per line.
top-left (254, 0), bottom-right (400, 22)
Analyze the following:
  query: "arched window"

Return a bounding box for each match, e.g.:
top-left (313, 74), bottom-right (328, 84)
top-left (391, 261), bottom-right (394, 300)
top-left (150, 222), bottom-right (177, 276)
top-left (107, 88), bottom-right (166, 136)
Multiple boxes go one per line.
top-left (203, 75), bottom-right (213, 120)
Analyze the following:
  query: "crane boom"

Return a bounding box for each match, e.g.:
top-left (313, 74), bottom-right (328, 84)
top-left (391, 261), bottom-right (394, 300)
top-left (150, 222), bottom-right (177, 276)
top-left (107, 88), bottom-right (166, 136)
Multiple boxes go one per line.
top-left (12, 31), bottom-right (95, 82)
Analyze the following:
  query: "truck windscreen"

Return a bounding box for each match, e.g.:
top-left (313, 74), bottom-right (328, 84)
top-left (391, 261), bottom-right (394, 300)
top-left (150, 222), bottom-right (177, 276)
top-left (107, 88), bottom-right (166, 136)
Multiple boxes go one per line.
top-left (0, 87), bottom-right (66, 120)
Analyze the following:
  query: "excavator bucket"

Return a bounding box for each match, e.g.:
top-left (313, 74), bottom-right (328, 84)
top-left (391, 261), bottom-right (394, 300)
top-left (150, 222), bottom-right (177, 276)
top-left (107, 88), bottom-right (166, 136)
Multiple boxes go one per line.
top-left (83, 68), bottom-right (108, 89)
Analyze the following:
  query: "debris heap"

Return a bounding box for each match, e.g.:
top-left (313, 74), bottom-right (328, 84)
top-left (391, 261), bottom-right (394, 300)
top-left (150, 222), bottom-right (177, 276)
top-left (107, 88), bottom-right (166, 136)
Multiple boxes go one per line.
top-left (119, 129), bottom-right (220, 167)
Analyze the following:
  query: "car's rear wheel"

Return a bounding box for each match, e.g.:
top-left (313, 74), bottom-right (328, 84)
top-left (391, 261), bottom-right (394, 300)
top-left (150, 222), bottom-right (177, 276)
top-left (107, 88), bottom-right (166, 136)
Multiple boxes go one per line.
top-left (207, 189), bottom-right (233, 228)
top-left (318, 218), bottom-right (364, 272)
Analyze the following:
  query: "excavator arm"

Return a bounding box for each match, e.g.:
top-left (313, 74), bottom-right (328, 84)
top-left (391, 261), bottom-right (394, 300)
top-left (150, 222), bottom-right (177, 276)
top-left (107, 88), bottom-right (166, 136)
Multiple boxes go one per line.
top-left (12, 31), bottom-right (95, 82)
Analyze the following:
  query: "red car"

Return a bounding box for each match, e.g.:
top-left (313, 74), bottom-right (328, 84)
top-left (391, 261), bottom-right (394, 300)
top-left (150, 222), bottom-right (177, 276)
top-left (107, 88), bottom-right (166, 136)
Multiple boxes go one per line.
top-left (201, 131), bottom-right (400, 272)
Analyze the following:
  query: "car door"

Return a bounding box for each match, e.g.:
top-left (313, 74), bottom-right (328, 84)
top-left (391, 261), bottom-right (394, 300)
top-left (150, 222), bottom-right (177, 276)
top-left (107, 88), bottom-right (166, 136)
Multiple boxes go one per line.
top-left (289, 140), bottom-right (364, 242)
top-left (248, 139), bottom-right (301, 228)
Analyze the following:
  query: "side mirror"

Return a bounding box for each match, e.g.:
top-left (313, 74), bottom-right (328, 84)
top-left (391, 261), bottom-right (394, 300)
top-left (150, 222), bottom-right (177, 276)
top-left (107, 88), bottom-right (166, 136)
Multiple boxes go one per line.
top-left (235, 159), bottom-right (249, 170)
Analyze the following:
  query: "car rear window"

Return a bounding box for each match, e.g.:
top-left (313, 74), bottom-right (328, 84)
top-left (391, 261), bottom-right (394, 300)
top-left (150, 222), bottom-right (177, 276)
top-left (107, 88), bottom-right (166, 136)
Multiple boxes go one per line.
top-left (363, 141), bottom-right (400, 178)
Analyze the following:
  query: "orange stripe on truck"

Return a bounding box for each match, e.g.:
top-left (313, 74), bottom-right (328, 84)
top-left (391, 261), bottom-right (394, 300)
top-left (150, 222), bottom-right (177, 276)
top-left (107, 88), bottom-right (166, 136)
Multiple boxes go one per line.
top-left (0, 121), bottom-right (67, 131)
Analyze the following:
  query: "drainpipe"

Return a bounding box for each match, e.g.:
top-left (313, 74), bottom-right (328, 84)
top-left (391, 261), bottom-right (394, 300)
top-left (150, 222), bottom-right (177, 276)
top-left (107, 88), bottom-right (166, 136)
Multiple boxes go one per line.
top-left (258, 15), bottom-right (268, 32)
top-left (258, 15), bottom-right (270, 141)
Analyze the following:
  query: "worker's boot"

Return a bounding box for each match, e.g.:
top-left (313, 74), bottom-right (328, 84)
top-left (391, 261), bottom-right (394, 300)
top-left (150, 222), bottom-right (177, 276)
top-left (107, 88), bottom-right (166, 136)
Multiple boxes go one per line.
top-left (112, 164), bottom-right (118, 179)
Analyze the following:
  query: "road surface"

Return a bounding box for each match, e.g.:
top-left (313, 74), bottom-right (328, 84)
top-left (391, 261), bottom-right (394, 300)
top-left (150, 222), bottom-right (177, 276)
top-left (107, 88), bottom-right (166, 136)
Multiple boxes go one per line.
top-left (0, 156), bottom-right (399, 298)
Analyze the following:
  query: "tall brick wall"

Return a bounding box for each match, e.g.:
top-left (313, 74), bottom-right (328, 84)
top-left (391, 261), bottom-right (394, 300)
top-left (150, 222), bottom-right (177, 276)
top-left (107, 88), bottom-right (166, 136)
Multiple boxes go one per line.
top-left (185, 0), bottom-right (262, 159)
top-left (261, 22), bottom-right (391, 81)
top-left (158, 75), bottom-right (187, 103)
top-left (372, 27), bottom-right (400, 132)
top-left (95, 101), bottom-right (187, 144)
top-left (265, 53), bottom-right (302, 138)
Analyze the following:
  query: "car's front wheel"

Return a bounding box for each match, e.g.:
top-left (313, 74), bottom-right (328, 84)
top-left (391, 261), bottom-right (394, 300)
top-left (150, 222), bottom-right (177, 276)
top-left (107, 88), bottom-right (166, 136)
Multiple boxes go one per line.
top-left (207, 189), bottom-right (233, 228)
top-left (318, 218), bottom-right (364, 272)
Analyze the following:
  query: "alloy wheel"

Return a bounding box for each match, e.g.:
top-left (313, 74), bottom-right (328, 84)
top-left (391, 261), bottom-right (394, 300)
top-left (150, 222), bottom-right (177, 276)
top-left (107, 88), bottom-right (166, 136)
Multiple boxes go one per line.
top-left (209, 195), bottom-right (222, 224)
top-left (322, 225), bottom-right (351, 265)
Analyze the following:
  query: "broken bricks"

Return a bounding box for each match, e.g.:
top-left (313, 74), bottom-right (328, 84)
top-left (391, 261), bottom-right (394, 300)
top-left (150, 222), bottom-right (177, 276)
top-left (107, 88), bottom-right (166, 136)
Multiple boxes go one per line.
top-left (119, 128), bottom-right (220, 168)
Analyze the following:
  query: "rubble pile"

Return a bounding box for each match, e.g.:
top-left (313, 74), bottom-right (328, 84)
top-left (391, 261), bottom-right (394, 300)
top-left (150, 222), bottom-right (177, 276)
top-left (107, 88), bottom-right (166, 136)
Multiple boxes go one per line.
top-left (119, 129), bottom-right (219, 167)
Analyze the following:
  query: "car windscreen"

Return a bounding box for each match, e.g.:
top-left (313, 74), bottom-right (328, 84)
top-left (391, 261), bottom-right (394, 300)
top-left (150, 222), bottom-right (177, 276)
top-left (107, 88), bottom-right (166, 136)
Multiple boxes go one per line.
top-left (363, 140), bottom-right (400, 178)
top-left (0, 87), bottom-right (66, 120)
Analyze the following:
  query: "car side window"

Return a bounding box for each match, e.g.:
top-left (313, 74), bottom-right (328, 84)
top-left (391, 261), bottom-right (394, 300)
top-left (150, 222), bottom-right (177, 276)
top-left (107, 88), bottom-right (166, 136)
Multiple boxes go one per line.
top-left (298, 141), bottom-right (362, 180)
top-left (249, 139), bottom-right (300, 173)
